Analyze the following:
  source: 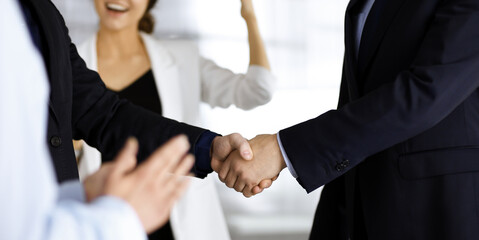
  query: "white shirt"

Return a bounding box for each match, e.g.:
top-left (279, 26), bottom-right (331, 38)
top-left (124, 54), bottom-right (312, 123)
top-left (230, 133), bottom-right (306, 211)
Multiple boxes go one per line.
top-left (0, 1), bottom-right (145, 240)
top-left (281, 0), bottom-right (376, 178)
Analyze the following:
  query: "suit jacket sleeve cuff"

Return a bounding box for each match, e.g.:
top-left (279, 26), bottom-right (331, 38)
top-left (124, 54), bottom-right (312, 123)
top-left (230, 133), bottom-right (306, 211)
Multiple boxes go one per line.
top-left (194, 130), bottom-right (220, 178)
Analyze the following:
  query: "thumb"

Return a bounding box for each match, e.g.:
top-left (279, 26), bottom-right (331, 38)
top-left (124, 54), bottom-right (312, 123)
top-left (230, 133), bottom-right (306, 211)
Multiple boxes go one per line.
top-left (239, 140), bottom-right (253, 161)
top-left (112, 137), bottom-right (138, 176)
top-left (228, 133), bottom-right (253, 160)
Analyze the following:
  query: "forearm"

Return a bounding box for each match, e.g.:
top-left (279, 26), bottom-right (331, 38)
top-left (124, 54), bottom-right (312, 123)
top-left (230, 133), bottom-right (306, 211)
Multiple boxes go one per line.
top-left (245, 17), bottom-right (270, 70)
top-left (92, 101), bottom-right (205, 162)
top-left (280, 0), bottom-right (479, 193)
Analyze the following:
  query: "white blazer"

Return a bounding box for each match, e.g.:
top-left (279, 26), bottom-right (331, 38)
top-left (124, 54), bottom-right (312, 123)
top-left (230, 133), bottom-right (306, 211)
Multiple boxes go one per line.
top-left (76, 33), bottom-right (276, 240)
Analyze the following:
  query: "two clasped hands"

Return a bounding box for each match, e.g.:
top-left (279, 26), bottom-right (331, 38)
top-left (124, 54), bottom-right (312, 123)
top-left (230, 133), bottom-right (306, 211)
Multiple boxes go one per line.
top-left (211, 133), bottom-right (287, 198)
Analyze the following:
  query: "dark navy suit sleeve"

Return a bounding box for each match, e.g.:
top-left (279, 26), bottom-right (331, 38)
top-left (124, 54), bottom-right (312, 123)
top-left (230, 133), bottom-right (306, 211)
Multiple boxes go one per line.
top-left (280, 0), bottom-right (479, 193)
top-left (66, 26), bottom-right (216, 176)
top-left (194, 131), bottom-right (220, 178)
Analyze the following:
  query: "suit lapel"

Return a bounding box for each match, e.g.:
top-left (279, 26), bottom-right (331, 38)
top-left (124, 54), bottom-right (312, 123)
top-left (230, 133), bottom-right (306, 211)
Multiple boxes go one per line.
top-left (141, 34), bottom-right (184, 121)
top-left (28, 0), bottom-right (62, 123)
top-left (347, 0), bottom-right (362, 11)
top-left (357, 0), bottom-right (406, 81)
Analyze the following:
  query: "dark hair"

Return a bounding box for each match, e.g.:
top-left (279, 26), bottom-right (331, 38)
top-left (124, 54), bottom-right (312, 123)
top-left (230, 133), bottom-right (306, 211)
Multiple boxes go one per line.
top-left (138, 0), bottom-right (158, 34)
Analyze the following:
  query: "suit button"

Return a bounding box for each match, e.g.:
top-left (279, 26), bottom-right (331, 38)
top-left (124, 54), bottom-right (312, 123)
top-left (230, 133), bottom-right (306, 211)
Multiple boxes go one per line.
top-left (50, 136), bottom-right (62, 147)
top-left (335, 159), bottom-right (350, 172)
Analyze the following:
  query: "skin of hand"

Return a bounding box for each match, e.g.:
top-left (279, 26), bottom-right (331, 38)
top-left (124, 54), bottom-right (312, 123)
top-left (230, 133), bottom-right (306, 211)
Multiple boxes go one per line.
top-left (240, 0), bottom-right (257, 21)
top-left (210, 133), bottom-right (271, 197)
top-left (210, 133), bottom-right (254, 172)
top-left (218, 134), bottom-right (286, 197)
top-left (83, 136), bottom-right (193, 233)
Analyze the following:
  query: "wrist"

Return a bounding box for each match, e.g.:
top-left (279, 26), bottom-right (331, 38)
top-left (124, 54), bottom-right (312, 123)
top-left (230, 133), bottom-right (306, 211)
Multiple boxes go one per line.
top-left (272, 134), bottom-right (287, 169)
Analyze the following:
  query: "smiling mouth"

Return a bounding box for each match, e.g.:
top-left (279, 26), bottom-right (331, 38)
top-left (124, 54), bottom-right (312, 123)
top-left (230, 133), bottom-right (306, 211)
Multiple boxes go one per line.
top-left (106, 3), bottom-right (129, 13)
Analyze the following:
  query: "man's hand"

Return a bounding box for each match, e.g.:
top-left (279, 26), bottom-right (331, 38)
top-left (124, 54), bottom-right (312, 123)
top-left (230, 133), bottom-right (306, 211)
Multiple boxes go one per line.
top-left (210, 133), bottom-right (253, 173)
top-left (83, 136), bottom-right (193, 233)
top-left (218, 134), bottom-right (286, 197)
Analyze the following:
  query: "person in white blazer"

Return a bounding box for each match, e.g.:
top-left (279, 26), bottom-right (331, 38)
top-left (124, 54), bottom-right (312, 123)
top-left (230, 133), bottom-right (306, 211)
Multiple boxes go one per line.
top-left (74, 0), bottom-right (275, 239)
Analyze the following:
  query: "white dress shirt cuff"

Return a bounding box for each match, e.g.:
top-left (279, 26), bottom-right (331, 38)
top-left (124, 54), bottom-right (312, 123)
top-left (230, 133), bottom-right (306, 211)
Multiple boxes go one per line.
top-left (58, 180), bottom-right (86, 202)
top-left (89, 196), bottom-right (147, 240)
top-left (277, 133), bottom-right (298, 178)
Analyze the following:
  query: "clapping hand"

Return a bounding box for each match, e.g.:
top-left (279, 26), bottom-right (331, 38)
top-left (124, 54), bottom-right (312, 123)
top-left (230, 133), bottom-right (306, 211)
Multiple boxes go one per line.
top-left (83, 136), bottom-right (193, 233)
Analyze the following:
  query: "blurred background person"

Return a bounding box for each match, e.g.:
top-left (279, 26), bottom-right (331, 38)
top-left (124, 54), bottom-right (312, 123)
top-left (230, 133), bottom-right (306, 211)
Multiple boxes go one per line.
top-left (74, 0), bottom-right (274, 239)
top-left (0, 1), bottom-right (191, 239)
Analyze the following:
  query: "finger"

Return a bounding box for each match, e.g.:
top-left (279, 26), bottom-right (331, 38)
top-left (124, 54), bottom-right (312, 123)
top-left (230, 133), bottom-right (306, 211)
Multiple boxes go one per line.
top-left (112, 137), bottom-right (139, 176)
top-left (157, 172), bottom-right (190, 202)
top-left (233, 179), bottom-right (247, 192)
top-left (218, 158), bottom-right (231, 182)
top-left (242, 187), bottom-right (254, 198)
top-left (155, 154), bottom-right (193, 193)
top-left (258, 179), bottom-right (273, 189)
top-left (155, 135), bottom-right (190, 174)
top-left (210, 158), bottom-right (224, 173)
top-left (225, 172), bottom-right (238, 189)
top-left (252, 186), bottom-right (264, 195)
top-left (228, 133), bottom-right (253, 160)
top-left (163, 176), bottom-right (191, 210)
top-left (138, 135), bottom-right (190, 176)
top-left (172, 154), bottom-right (195, 176)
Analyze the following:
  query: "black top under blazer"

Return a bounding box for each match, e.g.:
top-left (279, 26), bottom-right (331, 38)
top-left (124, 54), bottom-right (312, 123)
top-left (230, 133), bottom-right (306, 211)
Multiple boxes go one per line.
top-left (28, 0), bottom-right (206, 183)
top-left (278, 0), bottom-right (479, 239)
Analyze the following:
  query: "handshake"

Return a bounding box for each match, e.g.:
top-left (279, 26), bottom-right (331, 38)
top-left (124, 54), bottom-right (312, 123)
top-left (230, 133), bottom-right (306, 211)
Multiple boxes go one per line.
top-left (82, 133), bottom-right (286, 233)
top-left (210, 133), bottom-right (287, 197)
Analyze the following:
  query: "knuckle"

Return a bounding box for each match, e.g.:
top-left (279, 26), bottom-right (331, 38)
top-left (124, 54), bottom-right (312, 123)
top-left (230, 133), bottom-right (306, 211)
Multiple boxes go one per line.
top-left (218, 173), bottom-right (226, 182)
top-left (231, 133), bottom-right (243, 142)
top-left (246, 182), bottom-right (257, 190)
top-left (242, 174), bottom-right (255, 185)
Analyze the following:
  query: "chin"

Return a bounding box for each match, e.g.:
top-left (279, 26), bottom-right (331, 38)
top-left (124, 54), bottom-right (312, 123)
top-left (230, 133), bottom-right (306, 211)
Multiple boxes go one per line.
top-left (100, 21), bottom-right (128, 32)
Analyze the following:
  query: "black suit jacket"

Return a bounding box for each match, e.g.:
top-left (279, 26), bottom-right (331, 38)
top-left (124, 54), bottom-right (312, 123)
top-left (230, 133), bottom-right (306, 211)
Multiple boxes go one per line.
top-left (279, 0), bottom-right (479, 239)
top-left (29, 0), bottom-right (206, 183)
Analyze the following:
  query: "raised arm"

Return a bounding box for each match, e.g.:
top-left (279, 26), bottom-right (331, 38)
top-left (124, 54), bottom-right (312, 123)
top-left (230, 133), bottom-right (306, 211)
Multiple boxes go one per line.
top-left (199, 0), bottom-right (275, 110)
top-left (241, 0), bottom-right (270, 70)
